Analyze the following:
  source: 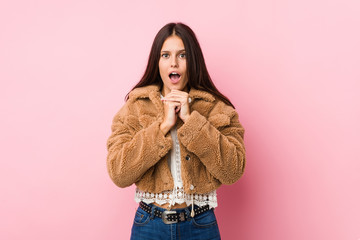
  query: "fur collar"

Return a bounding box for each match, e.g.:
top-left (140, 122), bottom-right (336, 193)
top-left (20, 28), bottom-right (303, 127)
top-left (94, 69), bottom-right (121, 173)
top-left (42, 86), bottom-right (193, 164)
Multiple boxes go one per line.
top-left (129, 84), bottom-right (215, 102)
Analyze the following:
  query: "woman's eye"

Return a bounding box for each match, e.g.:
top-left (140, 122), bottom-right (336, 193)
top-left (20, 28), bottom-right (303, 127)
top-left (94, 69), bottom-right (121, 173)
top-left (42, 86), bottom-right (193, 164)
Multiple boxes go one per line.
top-left (161, 53), bottom-right (169, 58)
top-left (179, 53), bottom-right (186, 58)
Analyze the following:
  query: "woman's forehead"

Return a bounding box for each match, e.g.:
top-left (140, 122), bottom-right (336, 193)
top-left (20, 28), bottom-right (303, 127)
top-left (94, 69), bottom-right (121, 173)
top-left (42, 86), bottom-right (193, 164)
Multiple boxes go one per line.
top-left (161, 35), bottom-right (185, 52)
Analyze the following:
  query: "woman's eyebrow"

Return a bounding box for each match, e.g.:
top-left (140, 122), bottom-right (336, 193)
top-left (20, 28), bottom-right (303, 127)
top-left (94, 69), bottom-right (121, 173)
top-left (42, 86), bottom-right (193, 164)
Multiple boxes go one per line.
top-left (161, 49), bottom-right (186, 52)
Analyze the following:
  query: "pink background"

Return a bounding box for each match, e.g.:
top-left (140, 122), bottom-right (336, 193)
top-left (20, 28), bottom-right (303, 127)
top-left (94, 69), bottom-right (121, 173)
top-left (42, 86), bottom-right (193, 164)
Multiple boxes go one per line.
top-left (1, 0), bottom-right (359, 239)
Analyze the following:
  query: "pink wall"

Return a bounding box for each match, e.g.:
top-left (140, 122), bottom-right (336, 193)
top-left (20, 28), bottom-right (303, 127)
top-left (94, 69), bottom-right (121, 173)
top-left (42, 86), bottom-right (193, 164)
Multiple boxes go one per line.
top-left (1, 0), bottom-right (359, 239)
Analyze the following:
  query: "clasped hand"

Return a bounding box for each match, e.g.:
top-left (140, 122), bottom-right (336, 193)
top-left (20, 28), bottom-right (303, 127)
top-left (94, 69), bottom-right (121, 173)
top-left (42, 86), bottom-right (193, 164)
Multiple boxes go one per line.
top-left (160, 90), bottom-right (190, 135)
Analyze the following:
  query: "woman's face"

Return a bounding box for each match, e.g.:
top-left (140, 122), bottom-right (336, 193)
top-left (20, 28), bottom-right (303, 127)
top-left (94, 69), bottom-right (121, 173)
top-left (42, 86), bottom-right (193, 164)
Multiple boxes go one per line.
top-left (159, 35), bottom-right (188, 96)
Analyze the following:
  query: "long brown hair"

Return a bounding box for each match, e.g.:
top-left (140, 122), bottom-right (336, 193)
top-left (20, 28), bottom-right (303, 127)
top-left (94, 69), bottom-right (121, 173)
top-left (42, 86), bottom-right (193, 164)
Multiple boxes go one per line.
top-left (126, 22), bottom-right (235, 108)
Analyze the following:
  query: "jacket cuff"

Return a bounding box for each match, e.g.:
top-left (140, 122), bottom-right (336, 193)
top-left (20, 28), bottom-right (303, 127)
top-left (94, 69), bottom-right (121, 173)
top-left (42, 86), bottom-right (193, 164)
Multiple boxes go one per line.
top-left (177, 111), bottom-right (207, 147)
top-left (150, 119), bottom-right (173, 158)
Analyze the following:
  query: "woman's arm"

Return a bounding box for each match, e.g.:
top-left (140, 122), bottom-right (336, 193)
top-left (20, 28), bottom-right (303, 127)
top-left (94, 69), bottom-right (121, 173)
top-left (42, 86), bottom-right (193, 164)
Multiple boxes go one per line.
top-left (106, 103), bottom-right (172, 188)
top-left (177, 102), bottom-right (246, 185)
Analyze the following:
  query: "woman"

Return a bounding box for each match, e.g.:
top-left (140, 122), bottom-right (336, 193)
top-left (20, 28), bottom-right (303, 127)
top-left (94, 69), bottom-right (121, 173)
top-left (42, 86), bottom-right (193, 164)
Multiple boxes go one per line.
top-left (106, 22), bottom-right (246, 240)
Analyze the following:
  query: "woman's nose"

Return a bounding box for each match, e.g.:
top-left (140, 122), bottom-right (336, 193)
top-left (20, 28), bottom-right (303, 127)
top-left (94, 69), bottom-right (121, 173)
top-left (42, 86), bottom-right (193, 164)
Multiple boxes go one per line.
top-left (170, 56), bottom-right (178, 67)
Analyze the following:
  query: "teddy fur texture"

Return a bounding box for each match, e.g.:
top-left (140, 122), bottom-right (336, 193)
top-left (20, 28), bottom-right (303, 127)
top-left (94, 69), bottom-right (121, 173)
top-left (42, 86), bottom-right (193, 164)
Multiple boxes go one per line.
top-left (106, 85), bottom-right (246, 195)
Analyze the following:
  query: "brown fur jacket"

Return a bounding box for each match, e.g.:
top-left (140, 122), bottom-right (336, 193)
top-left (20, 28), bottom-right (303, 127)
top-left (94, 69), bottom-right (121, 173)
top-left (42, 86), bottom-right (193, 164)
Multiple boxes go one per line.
top-left (106, 84), bottom-right (245, 194)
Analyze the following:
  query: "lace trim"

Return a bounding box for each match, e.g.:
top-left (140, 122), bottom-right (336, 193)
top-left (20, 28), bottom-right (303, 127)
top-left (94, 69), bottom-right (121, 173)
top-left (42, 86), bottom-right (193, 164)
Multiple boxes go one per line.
top-left (134, 187), bottom-right (218, 209)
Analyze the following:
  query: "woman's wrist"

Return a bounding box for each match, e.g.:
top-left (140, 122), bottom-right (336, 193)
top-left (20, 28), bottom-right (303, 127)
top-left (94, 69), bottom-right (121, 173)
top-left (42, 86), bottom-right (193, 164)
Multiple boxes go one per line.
top-left (182, 114), bottom-right (190, 123)
top-left (160, 122), bottom-right (171, 135)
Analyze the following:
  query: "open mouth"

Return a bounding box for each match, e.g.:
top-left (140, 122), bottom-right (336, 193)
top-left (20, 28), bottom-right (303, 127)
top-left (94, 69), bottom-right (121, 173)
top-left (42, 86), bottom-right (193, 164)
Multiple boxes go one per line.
top-left (169, 72), bottom-right (181, 83)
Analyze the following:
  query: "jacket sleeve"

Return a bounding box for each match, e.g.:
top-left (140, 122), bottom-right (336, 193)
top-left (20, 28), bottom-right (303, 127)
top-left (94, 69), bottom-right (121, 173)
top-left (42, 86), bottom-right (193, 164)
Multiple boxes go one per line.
top-left (177, 103), bottom-right (245, 185)
top-left (106, 102), bottom-right (172, 188)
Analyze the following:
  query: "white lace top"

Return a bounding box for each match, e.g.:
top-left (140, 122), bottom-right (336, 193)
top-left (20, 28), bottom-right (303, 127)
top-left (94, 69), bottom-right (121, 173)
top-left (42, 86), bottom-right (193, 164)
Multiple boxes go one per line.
top-left (134, 95), bottom-right (218, 209)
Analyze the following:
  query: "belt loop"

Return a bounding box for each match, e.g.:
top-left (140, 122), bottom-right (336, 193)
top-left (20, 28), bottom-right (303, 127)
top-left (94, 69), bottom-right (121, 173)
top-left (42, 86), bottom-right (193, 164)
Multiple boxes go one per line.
top-left (150, 205), bottom-right (155, 220)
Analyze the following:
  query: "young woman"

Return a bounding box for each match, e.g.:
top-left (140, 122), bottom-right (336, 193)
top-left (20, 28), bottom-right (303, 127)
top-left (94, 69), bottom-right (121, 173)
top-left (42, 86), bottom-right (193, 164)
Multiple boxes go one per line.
top-left (106, 22), bottom-right (246, 240)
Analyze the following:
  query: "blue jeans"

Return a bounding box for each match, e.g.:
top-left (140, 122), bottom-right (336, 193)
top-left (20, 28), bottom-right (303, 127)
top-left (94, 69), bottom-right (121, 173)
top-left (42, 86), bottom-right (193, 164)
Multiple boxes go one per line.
top-left (130, 203), bottom-right (221, 240)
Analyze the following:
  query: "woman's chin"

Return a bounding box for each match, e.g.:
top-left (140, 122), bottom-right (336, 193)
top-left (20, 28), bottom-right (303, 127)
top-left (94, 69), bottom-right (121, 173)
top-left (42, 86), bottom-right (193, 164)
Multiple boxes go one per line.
top-left (172, 85), bottom-right (188, 92)
top-left (162, 82), bottom-right (188, 95)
